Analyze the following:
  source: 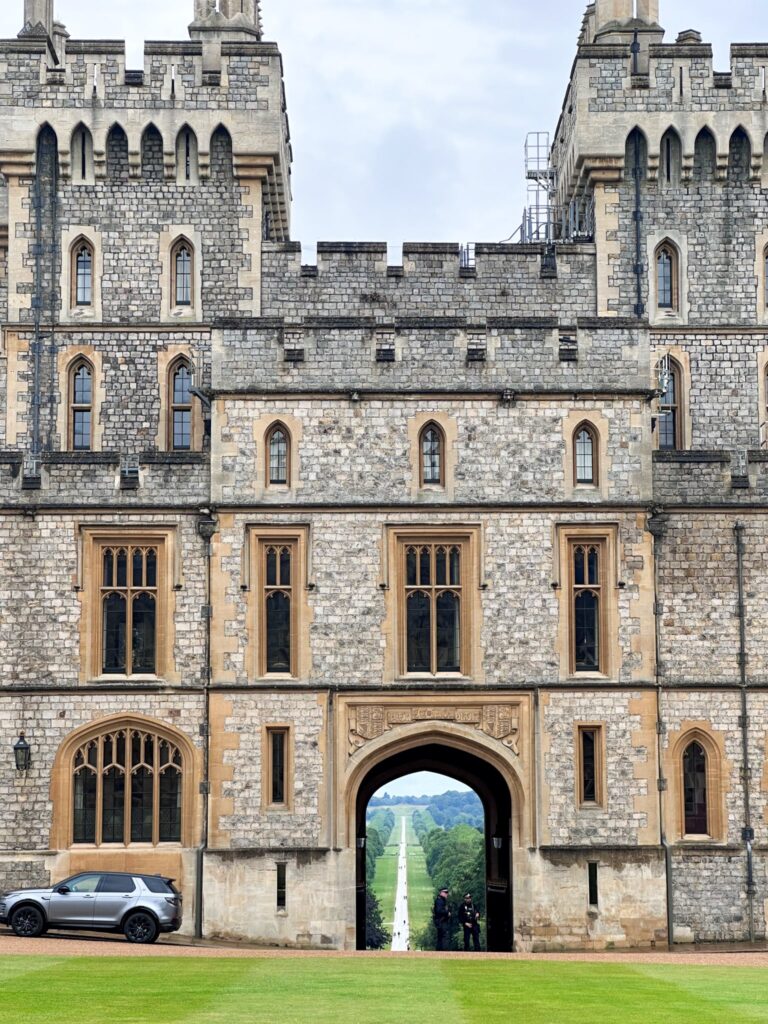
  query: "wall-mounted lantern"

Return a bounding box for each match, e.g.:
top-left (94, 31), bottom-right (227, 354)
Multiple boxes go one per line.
top-left (14, 733), bottom-right (31, 772)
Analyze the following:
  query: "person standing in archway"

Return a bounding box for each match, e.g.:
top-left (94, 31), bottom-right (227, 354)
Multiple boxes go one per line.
top-left (458, 892), bottom-right (481, 952)
top-left (433, 886), bottom-right (452, 951)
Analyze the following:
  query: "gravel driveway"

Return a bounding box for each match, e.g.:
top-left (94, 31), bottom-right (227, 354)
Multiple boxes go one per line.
top-left (1, 932), bottom-right (768, 965)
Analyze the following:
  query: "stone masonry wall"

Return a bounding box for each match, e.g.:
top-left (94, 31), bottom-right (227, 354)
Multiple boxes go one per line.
top-left (215, 397), bottom-right (648, 506)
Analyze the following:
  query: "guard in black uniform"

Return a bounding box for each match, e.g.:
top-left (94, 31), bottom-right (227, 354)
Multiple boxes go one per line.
top-left (458, 892), bottom-right (481, 952)
top-left (433, 886), bottom-right (452, 951)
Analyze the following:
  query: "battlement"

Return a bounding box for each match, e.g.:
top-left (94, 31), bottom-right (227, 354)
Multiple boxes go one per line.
top-left (553, 21), bottom-right (768, 208)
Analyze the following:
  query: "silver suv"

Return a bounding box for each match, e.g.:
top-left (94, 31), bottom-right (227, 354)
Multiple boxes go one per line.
top-left (0, 871), bottom-right (182, 944)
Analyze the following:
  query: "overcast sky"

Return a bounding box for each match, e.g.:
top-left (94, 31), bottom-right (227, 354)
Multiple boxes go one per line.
top-left (1, 1), bottom-right (764, 249)
top-left (374, 772), bottom-right (470, 799)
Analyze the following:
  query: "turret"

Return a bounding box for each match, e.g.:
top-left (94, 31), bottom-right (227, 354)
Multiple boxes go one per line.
top-left (586, 0), bottom-right (664, 67)
top-left (189, 0), bottom-right (263, 43)
top-left (19, 0), bottom-right (54, 40)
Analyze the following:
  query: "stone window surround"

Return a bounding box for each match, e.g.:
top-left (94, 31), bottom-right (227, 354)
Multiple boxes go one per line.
top-left (647, 232), bottom-right (689, 327)
top-left (176, 125), bottom-right (200, 186)
top-left (665, 725), bottom-right (728, 844)
top-left (262, 724), bottom-right (294, 813)
top-left (574, 722), bottom-right (607, 809)
top-left (76, 525), bottom-right (181, 684)
top-left (156, 346), bottom-right (204, 453)
top-left (651, 346), bottom-right (691, 451)
top-left (243, 525), bottom-right (312, 682)
top-left (69, 123), bottom-right (95, 185)
top-left (160, 225), bottom-right (202, 323)
top-left (407, 411), bottom-right (457, 500)
top-left (381, 524), bottom-right (483, 684)
top-left (754, 231), bottom-right (768, 326)
top-left (265, 420), bottom-right (292, 489)
top-left (49, 712), bottom-right (199, 851)
top-left (418, 420), bottom-right (446, 488)
top-left (60, 227), bottom-right (103, 324)
top-left (553, 524), bottom-right (621, 682)
top-left (562, 410), bottom-right (610, 501)
top-left (56, 346), bottom-right (105, 452)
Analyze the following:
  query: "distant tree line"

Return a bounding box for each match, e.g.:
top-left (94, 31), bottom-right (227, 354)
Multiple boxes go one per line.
top-left (364, 808), bottom-right (396, 949)
top-left (370, 790), bottom-right (483, 829)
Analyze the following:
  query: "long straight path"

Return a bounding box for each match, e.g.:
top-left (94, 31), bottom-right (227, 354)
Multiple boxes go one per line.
top-left (390, 816), bottom-right (410, 951)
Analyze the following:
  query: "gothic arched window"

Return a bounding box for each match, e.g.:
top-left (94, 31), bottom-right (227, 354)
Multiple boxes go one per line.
top-left (658, 357), bottom-right (683, 451)
top-left (71, 726), bottom-right (183, 846)
top-left (655, 241), bottom-right (680, 312)
top-left (169, 358), bottom-right (193, 451)
top-left (171, 238), bottom-right (193, 307)
top-left (141, 124), bottom-right (164, 180)
top-left (419, 422), bottom-right (445, 487)
top-left (266, 422), bottom-right (290, 486)
top-left (69, 358), bottom-right (93, 451)
top-left (683, 740), bottom-right (708, 835)
top-left (728, 127), bottom-right (751, 184)
top-left (574, 423), bottom-right (598, 486)
top-left (693, 127), bottom-right (717, 182)
top-left (71, 238), bottom-right (94, 307)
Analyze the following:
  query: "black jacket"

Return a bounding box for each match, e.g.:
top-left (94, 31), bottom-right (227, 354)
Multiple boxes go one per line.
top-left (433, 895), bottom-right (451, 925)
top-left (458, 902), bottom-right (479, 927)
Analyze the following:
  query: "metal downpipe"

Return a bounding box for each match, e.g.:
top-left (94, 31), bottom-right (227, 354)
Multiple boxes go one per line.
top-left (733, 522), bottom-right (756, 943)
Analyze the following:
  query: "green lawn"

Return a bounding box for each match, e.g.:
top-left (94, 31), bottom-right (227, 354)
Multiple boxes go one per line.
top-left (1, 956), bottom-right (767, 1024)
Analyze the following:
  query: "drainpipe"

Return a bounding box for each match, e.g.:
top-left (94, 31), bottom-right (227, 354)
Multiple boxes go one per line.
top-left (31, 161), bottom-right (43, 457)
top-left (195, 511), bottom-right (218, 939)
top-left (45, 150), bottom-right (59, 452)
top-left (647, 509), bottom-right (674, 946)
top-left (733, 522), bottom-right (756, 943)
top-left (632, 128), bottom-right (645, 319)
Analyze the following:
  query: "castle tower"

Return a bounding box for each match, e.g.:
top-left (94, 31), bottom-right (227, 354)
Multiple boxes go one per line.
top-left (190, 0), bottom-right (262, 42)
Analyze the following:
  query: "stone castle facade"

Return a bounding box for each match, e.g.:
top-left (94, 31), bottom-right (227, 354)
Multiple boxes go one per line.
top-left (0, 0), bottom-right (767, 950)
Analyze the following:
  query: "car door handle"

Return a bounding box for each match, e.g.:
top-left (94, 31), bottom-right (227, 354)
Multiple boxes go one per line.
top-left (82, 894), bottom-right (95, 899)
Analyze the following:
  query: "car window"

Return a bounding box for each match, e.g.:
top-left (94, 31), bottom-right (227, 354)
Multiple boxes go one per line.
top-left (99, 875), bottom-right (136, 894)
top-left (67, 874), bottom-right (101, 893)
top-left (142, 876), bottom-right (174, 894)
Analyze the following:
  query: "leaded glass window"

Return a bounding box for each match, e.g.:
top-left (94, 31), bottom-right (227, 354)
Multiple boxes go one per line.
top-left (420, 424), bottom-right (444, 486)
top-left (71, 728), bottom-right (183, 846)
top-left (70, 360), bottom-right (93, 451)
top-left (75, 242), bottom-right (93, 306)
top-left (263, 543), bottom-right (294, 674)
top-left (267, 424), bottom-right (289, 485)
top-left (575, 425), bottom-right (597, 485)
top-left (101, 545), bottom-right (158, 675)
top-left (683, 741), bottom-right (708, 835)
top-left (572, 542), bottom-right (602, 673)
top-left (173, 241), bottom-right (193, 306)
top-left (658, 359), bottom-right (682, 451)
top-left (404, 542), bottom-right (462, 674)
top-left (171, 360), bottom-right (193, 451)
top-left (656, 243), bottom-right (679, 311)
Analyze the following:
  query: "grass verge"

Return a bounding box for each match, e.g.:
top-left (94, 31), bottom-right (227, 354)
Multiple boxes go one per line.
top-left (1, 955), bottom-right (767, 1024)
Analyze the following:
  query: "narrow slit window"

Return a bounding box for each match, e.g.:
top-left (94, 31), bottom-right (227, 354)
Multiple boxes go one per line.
top-left (268, 729), bottom-right (288, 805)
top-left (658, 358), bottom-right (682, 451)
top-left (276, 862), bottom-right (287, 910)
top-left (655, 242), bottom-right (679, 312)
top-left (588, 863), bottom-right (599, 907)
top-left (72, 241), bottom-right (94, 307)
top-left (578, 725), bottom-right (603, 805)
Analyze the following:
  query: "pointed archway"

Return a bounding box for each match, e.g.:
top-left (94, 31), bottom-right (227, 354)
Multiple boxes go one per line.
top-left (354, 742), bottom-right (514, 951)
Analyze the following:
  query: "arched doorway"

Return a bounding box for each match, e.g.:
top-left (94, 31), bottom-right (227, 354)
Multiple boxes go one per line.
top-left (354, 743), bottom-right (514, 951)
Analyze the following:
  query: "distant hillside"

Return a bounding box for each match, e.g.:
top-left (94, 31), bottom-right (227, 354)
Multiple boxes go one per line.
top-left (370, 789), bottom-right (483, 830)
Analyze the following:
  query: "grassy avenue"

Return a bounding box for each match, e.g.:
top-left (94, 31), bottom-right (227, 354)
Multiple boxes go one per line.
top-left (1, 955), bottom-right (767, 1023)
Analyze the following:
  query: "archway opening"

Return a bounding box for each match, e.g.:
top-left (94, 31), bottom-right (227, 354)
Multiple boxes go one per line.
top-left (355, 743), bottom-right (513, 952)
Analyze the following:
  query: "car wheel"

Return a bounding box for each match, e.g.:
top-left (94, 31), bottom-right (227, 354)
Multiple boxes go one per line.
top-left (123, 911), bottom-right (159, 944)
top-left (10, 905), bottom-right (45, 938)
